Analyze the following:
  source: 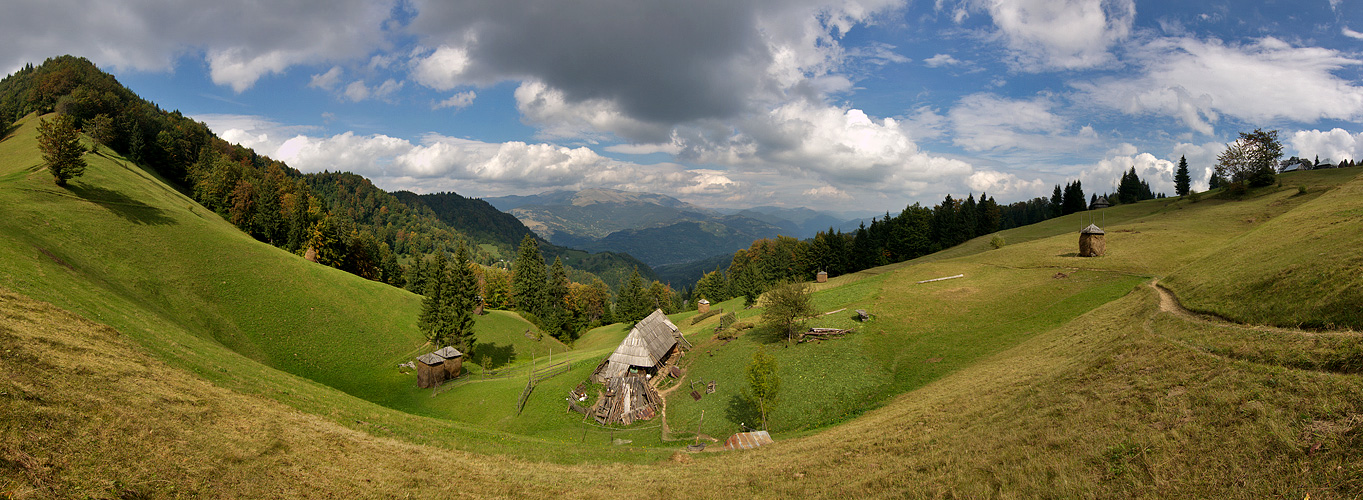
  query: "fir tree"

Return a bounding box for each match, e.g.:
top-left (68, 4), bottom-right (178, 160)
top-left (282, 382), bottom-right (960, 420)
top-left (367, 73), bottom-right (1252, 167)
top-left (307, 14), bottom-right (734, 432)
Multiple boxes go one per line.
top-left (511, 235), bottom-right (547, 314)
top-left (418, 252), bottom-right (452, 346)
top-left (1174, 155), bottom-right (1191, 196)
top-left (448, 242), bottom-right (478, 353)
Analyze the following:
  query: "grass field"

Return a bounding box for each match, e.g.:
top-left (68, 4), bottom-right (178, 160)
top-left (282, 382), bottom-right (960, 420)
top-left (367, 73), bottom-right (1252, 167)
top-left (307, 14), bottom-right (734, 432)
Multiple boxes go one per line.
top-left (4, 111), bottom-right (1363, 498)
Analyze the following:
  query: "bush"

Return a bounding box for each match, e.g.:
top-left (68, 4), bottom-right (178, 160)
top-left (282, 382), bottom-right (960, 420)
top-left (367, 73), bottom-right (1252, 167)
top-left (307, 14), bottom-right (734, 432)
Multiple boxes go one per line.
top-left (1297, 185), bottom-right (1308, 195)
top-left (989, 235), bottom-right (1006, 249)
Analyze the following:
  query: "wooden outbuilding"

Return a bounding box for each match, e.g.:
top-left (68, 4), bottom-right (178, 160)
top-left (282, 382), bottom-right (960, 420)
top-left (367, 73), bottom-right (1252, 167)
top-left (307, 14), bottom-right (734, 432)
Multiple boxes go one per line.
top-left (1089, 195), bottom-right (1111, 210)
top-left (434, 346), bottom-right (463, 379)
top-left (816, 270), bottom-right (828, 283)
top-left (697, 299), bottom-right (711, 314)
top-left (1079, 224), bottom-right (1106, 257)
top-left (416, 352), bottom-right (446, 388)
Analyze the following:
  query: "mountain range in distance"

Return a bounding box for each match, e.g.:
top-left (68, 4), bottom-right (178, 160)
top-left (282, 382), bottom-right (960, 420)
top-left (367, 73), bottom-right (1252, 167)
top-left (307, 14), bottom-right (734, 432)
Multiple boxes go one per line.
top-left (484, 188), bottom-right (880, 274)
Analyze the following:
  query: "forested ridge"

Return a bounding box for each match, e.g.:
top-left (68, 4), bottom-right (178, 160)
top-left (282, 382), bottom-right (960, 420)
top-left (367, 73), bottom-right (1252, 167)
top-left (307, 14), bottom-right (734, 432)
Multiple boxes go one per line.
top-left (0, 55), bottom-right (647, 293)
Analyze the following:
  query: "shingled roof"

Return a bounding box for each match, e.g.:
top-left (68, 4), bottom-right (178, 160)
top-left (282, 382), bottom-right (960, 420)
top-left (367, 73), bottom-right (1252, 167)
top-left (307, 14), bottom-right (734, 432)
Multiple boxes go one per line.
top-left (599, 309), bottom-right (680, 379)
top-left (433, 346), bottom-right (463, 359)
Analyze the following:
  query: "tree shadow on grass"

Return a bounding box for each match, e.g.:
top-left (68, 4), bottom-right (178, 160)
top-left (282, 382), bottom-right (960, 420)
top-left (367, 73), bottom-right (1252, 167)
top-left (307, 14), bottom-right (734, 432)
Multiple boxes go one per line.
top-left (472, 342), bottom-right (516, 369)
top-left (69, 182), bottom-right (174, 226)
top-left (724, 393), bottom-right (762, 433)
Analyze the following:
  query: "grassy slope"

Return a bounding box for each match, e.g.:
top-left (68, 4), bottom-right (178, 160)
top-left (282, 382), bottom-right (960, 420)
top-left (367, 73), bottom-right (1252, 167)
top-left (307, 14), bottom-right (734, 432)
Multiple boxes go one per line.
top-left (4, 110), bottom-right (1363, 497)
top-left (1161, 168), bottom-right (1363, 329)
top-left (0, 115), bottom-right (662, 463)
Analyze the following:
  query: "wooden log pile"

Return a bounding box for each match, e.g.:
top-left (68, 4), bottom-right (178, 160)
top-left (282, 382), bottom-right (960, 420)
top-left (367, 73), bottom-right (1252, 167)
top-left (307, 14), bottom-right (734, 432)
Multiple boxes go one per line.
top-left (799, 327), bottom-right (852, 343)
top-left (593, 375), bottom-right (663, 425)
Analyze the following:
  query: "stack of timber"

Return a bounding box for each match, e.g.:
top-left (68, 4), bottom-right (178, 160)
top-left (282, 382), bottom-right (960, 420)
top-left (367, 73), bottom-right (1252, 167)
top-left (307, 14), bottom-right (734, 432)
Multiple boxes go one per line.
top-left (799, 327), bottom-right (852, 343)
top-left (593, 375), bottom-right (662, 425)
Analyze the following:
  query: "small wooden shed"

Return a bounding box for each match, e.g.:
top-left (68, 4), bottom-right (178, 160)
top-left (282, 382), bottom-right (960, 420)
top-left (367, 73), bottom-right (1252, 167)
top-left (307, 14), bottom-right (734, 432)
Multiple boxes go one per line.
top-left (816, 271), bottom-right (828, 283)
top-left (1079, 224), bottom-right (1106, 257)
top-left (433, 346), bottom-right (463, 379)
top-left (697, 299), bottom-right (711, 314)
top-left (416, 352), bottom-right (446, 388)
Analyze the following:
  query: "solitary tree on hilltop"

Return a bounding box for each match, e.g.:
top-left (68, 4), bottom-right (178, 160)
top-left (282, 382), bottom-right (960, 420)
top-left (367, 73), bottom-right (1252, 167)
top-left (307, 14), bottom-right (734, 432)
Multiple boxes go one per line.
top-left (1174, 155), bottom-right (1191, 196)
top-left (1216, 129), bottom-right (1282, 188)
top-left (37, 114), bottom-right (87, 187)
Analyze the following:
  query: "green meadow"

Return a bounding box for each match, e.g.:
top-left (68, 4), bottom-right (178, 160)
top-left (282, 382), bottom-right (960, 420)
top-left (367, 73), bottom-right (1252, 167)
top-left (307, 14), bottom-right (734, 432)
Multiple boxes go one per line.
top-left (4, 111), bottom-right (1363, 498)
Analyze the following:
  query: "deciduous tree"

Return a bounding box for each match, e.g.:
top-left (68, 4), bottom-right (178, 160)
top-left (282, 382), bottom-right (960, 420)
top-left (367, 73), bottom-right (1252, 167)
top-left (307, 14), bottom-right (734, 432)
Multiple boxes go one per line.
top-left (1216, 129), bottom-right (1282, 188)
top-left (761, 280), bottom-right (815, 344)
top-left (36, 114), bottom-right (86, 187)
top-left (744, 348), bottom-right (779, 431)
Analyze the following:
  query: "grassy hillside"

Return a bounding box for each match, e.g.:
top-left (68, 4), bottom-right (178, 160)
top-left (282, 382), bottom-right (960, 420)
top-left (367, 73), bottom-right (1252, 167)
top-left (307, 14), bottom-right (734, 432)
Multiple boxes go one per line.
top-left (5, 108), bottom-right (1363, 498)
top-left (0, 114), bottom-right (662, 463)
top-left (1161, 168), bottom-right (1363, 329)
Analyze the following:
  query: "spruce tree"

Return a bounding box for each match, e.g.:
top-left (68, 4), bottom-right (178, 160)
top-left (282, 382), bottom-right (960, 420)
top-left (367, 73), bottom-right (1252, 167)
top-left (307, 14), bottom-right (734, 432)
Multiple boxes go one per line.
top-left (618, 267), bottom-right (648, 323)
top-left (511, 235), bottom-right (547, 314)
top-left (418, 252), bottom-right (452, 346)
top-left (1049, 185), bottom-right (1063, 218)
top-left (1174, 155), bottom-right (1191, 196)
top-left (448, 242), bottom-right (478, 354)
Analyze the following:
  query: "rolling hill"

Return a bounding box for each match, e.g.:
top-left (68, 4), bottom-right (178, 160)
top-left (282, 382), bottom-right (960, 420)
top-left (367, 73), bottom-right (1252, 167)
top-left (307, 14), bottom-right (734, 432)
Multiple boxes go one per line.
top-left (4, 95), bottom-right (1363, 499)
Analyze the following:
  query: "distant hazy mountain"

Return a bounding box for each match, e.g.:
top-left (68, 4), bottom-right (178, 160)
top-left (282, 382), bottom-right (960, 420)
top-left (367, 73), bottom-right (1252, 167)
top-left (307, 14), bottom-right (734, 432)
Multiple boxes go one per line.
top-left (485, 188), bottom-right (717, 241)
top-left (485, 188), bottom-right (788, 268)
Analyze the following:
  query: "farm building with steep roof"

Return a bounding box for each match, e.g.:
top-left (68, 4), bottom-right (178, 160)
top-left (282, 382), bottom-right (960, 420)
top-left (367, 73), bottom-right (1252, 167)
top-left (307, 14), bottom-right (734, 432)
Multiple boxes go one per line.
top-left (592, 309), bottom-right (689, 382)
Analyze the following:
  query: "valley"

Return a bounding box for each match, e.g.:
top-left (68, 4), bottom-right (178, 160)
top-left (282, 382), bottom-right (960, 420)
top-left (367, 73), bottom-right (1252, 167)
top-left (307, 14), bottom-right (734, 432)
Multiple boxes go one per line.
top-left (4, 100), bottom-right (1363, 497)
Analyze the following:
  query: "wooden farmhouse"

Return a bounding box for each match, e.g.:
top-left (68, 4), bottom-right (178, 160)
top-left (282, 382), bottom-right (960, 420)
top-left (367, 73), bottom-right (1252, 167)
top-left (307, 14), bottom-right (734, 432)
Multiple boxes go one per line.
top-left (592, 309), bottom-right (689, 383)
top-left (587, 309), bottom-right (692, 424)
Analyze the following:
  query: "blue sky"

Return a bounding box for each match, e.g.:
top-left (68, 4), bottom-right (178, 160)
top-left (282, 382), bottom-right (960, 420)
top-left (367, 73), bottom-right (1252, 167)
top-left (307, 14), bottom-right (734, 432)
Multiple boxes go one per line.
top-left (4, 0), bottom-right (1363, 212)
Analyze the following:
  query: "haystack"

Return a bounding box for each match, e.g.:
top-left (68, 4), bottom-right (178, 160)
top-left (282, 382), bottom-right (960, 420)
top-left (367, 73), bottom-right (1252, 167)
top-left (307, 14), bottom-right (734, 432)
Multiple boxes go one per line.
top-left (433, 346), bottom-right (463, 379)
top-left (1079, 224), bottom-right (1106, 257)
top-left (816, 270), bottom-right (828, 283)
top-left (416, 352), bottom-right (446, 388)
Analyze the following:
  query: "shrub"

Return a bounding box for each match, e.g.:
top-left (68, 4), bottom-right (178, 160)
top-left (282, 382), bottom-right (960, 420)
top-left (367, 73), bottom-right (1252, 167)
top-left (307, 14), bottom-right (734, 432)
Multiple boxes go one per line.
top-left (1297, 185), bottom-right (1307, 195)
top-left (989, 235), bottom-right (1006, 249)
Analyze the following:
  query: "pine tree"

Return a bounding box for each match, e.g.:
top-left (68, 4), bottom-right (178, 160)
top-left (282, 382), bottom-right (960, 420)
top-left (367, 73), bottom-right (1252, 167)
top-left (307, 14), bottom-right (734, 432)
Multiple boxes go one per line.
top-left (547, 257), bottom-right (569, 309)
top-left (37, 114), bottom-right (87, 187)
top-left (511, 235), bottom-right (547, 314)
top-left (1049, 185), bottom-right (1063, 218)
top-left (418, 252), bottom-right (452, 346)
top-left (617, 267), bottom-right (648, 323)
top-left (448, 242), bottom-right (478, 353)
top-left (1174, 155), bottom-right (1191, 196)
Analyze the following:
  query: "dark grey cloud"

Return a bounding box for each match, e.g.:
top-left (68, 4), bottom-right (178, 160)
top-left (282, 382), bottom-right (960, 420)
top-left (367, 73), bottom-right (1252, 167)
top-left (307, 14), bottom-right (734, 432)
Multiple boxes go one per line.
top-left (1, 0), bottom-right (393, 90)
top-left (408, 0), bottom-right (773, 125)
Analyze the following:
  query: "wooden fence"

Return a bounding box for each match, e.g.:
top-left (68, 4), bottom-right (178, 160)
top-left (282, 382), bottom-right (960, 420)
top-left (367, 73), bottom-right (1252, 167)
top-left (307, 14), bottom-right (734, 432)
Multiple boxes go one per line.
top-left (516, 360), bottom-right (572, 414)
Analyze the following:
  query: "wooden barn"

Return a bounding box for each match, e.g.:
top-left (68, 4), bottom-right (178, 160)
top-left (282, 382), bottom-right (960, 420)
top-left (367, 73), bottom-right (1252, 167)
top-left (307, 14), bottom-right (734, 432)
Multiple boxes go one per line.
top-left (592, 309), bottom-right (688, 383)
top-left (1079, 224), bottom-right (1106, 257)
top-left (416, 352), bottom-right (446, 389)
top-left (434, 346), bottom-right (463, 379)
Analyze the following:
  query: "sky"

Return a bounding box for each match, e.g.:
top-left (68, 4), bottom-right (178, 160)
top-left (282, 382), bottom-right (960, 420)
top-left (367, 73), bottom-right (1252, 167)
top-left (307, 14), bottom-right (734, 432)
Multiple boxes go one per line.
top-left (3, 0), bottom-right (1363, 213)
